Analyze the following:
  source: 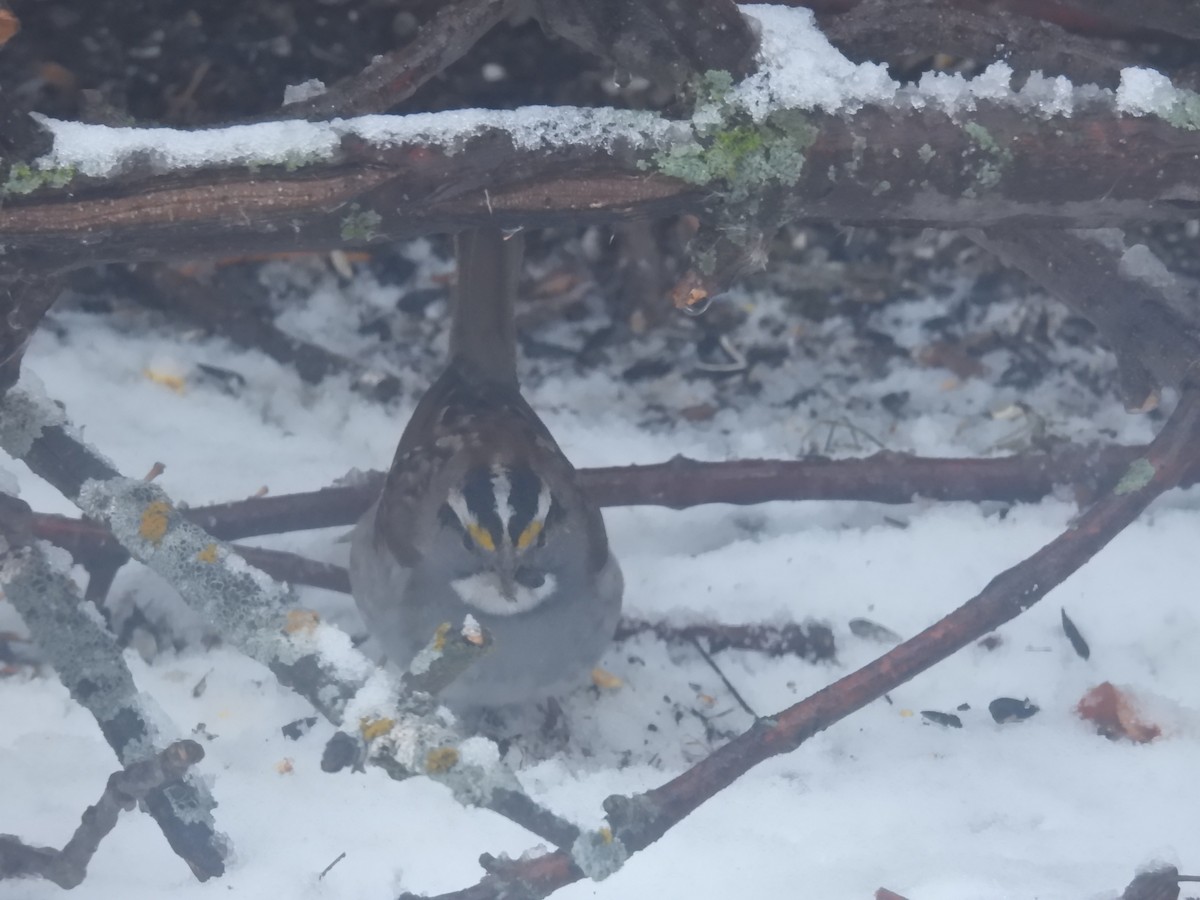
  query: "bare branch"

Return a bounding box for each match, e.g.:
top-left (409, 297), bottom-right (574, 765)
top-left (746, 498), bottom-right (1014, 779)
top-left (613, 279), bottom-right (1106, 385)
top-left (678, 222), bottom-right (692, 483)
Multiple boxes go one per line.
top-left (0, 377), bottom-right (579, 852)
top-left (279, 0), bottom-right (519, 120)
top-left (0, 494), bottom-right (227, 881)
top-left (0, 740), bottom-right (206, 888)
top-left (4, 103), bottom-right (1200, 273)
top-left (971, 229), bottom-right (1200, 407)
top-left (531, 0), bottom-right (759, 94)
top-left (27, 443), bottom-right (1190, 580)
top-left (416, 387), bottom-right (1200, 899)
top-left (823, 0), bottom-right (1133, 85)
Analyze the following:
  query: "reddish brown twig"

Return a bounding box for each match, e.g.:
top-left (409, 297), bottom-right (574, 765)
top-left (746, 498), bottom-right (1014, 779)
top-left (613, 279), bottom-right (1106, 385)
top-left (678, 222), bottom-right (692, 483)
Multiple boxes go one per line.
top-left (6, 109), bottom-right (1200, 273)
top-left (278, 0), bottom-right (518, 120)
top-left (28, 443), bottom-right (1194, 580)
top-left (823, 0), bottom-right (1133, 85)
top-left (0, 264), bottom-right (65, 393)
top-left (413, 388), bottom-right (1200, 900)
top-left (971, 229), bottom-right (1200, 408)
top-left (0, 741), bottom-right (205, 888)
top-left (531, 0), bottom-right (758, 95)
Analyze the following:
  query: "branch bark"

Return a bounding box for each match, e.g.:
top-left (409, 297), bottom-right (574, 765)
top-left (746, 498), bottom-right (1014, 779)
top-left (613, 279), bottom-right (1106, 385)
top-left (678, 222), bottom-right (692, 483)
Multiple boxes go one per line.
top-left (414, 387), bottom-right (1200, 899)
top-left (3, 105), bottom-right (1200, 274)
top-left (278, 0), bottom-right (519, 120)
top-left (0, 494), bottom-right (227, 881)
top-left (971, 229), bottom-right (1200, 404)
top-left (0, 377), bottom-right (580, 853)
top-left (0, 741), bottom-right (206, 888)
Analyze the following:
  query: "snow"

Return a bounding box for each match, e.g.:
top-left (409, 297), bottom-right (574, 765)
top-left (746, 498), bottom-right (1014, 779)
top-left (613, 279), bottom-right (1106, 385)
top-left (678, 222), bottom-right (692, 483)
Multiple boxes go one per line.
top-left (33, 6), bottom-right (1196, 186)
top-left (5, 5), bottom-right (1200, 895)
top-left (1116, 67), bottom-right (1179, 117)
top-left (731, 5), bottom-right (897, 118)
top-left (1, 236), bottom-right (1197, 899)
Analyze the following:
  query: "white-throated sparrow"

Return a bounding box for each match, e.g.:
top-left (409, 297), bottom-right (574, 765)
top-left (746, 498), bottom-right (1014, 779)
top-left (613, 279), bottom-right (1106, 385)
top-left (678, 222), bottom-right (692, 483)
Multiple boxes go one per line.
top-left (350, 229), bottom-right (623, 709)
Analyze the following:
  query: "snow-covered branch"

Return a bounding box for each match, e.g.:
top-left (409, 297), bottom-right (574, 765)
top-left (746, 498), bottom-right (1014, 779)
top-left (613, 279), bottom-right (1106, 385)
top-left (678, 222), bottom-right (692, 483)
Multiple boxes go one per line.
top-left (0, 493), bottom-right (226, 881)
top-left (0, 740), bottom-right (207, 888)
top-left (408, 383), bottom-right (1200, 900)
top-left (0, 376), bottom-right (581, 852)
top-left (2, 8), bottom-right (1200, 274)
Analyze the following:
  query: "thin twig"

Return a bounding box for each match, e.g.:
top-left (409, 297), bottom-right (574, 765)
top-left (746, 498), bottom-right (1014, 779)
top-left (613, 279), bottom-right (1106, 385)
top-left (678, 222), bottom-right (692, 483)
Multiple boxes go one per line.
top-left (413, 387), bottom-right (1200, 899)
top-left (0, 380), bottom-right (579, 853)
top-left (27, 443), bottom-right (1177, 562)
top-left (0, 741), bottom-right (206, 888)
top-left (0, 493), bottom-right (227, 881)
top-left (278, 0), bottom-right (517, 120)
top-left (971, 228), bottom-right (1200, 407)
top-left (688, 635), bottom-right (758, 718)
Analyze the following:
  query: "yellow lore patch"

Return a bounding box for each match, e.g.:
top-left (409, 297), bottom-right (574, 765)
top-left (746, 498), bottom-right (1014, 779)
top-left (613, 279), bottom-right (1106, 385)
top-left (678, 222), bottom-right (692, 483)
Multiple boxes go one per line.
top-left (467, 522), bottom-right (495, 552)
top-left (516, 519), bottom-right (543, 551)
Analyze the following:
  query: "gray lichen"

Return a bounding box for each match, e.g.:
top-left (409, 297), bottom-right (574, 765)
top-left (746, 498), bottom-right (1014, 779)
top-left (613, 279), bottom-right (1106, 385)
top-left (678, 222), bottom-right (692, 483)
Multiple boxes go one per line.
top-left (0, 375), bottom-right (67, 457)
top-left (571, 828), bottom-right (629, 881)
top-left (1, 536), bottom-right (227, 859)
top-left (340, 206), bottom-right (383, 243)
top-left (1114, 457), bottom-right (1156, 494)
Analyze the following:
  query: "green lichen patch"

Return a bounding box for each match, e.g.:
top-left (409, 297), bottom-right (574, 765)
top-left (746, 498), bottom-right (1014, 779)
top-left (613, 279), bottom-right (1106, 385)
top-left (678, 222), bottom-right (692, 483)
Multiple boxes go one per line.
top-left (1114, 457), bottom-right (1156, 495)
top-left (3, 162), bottom-right (76, 196)
top-left (1160, 87), bottom-right (1200, 130)
top-left (962, 122), bottom-right (1013, 190)
top-left (652, 109), bottom-right (817, 204)
top-left (340, 205), bottom-right (382, 243)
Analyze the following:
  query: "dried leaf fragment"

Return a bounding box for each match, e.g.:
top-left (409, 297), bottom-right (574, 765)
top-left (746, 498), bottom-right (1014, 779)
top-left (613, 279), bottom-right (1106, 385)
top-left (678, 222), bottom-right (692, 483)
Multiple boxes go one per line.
top-left (1077, 682), bottom-right (1161, 743)
top-left (143, 367), bottom-right (186, 393)
top-left (592, 667), bottom-right (623, 690)
top-left (284, 609), bottom-right (320, 635)
top-left (1060, 607), bottom-right (1090, 659)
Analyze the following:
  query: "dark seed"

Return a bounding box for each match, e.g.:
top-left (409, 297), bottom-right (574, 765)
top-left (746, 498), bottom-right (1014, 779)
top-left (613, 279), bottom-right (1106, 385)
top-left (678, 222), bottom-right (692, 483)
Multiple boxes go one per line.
top-left (989, 697), bottom-right (1040, 724)
top-left (920, 710), bottom-right (963, 728)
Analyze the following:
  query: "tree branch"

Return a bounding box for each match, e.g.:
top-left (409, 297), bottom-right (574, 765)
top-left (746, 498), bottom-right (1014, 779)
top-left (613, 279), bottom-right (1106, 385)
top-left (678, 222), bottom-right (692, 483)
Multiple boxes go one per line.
top-left (278, 0), bottom-right (519, 120)
top-left (3, 102), bottom-right (1200, 275)
top-left (0, 740), bottom-right (206, 888)
top-left (0, 377), bottom-right (579, 852)
top-left (415, 387), bottom-right (1200, 899)
top-left (971, 229), bottom-right (1200, 407)
top-left (0, 494), bottom-right (227, 881)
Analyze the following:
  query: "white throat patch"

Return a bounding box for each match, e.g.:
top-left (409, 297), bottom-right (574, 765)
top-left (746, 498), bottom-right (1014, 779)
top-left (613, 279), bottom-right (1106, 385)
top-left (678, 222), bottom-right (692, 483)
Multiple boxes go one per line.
top-left (451, 571), bottom-right (558, 616)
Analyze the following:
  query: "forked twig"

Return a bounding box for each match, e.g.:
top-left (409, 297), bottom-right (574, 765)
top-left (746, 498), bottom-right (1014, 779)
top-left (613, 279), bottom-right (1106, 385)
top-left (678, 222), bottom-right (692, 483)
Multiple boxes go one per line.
top-left (411, 386), bottom-right (1200, 899)
top-left (0, 741), bottom-right (206, 888)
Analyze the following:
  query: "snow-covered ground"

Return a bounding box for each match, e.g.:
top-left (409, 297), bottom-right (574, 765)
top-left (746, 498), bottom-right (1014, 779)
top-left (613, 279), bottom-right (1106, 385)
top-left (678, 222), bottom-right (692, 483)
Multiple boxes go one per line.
top-left (1, 237), bottom-right (1196, 900)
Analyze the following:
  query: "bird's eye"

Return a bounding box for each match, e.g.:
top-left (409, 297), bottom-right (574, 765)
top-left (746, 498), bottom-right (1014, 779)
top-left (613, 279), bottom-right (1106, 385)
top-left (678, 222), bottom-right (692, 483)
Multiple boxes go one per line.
top-left (514, 567), bottom-right (545, 589)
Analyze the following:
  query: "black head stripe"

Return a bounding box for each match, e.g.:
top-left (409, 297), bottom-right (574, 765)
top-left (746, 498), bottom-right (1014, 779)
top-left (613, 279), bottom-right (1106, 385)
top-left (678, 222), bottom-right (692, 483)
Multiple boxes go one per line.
top-left (461, 466), bottom-right (504, 547)
top-left (506, 462), bottom-right (544, 544)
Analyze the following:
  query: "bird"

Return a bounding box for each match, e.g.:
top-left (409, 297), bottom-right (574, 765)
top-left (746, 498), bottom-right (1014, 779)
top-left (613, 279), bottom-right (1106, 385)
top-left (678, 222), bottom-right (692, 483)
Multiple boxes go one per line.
top-left (349, 228), bottom-right (623, 710)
